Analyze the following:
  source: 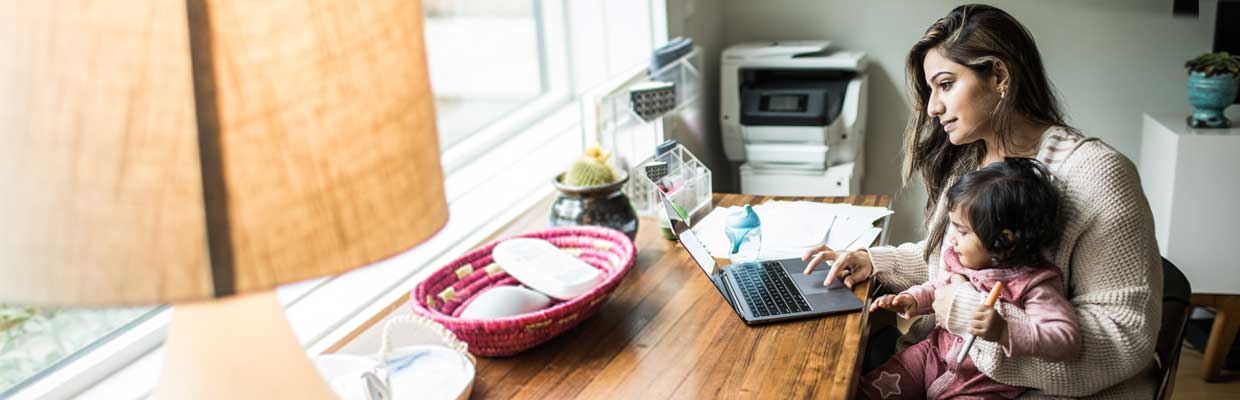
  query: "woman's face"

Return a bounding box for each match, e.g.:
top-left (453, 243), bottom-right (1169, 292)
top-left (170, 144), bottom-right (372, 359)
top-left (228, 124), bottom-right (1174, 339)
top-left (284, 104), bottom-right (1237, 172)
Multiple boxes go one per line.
top-left (947, 206), bottom-right (992, 269)
top-left (923, 48), bottom-right (1001, 146)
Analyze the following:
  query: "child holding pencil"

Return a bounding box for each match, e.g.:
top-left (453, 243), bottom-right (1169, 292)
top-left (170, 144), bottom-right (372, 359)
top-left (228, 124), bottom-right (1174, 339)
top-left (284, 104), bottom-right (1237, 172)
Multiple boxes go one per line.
top-left (858, 158), bottom-right (1080, 399)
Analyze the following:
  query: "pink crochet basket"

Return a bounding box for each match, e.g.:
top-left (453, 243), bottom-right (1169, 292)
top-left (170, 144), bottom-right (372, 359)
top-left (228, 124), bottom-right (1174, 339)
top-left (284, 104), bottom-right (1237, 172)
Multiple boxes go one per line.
top-left (409, 226), bottom-right (635, 357)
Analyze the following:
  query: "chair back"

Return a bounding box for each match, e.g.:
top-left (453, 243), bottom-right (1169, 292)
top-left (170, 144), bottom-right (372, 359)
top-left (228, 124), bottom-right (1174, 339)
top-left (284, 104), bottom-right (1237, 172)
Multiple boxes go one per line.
top-left (1155, 257), bottom-right (1192, 400)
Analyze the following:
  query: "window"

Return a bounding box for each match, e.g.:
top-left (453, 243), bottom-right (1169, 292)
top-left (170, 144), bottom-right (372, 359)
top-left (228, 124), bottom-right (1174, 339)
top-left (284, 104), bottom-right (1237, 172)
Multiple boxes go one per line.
top-left (0, 305), bottom-right (156, 395)
top-left (425, 0), bottom-right (549, 152)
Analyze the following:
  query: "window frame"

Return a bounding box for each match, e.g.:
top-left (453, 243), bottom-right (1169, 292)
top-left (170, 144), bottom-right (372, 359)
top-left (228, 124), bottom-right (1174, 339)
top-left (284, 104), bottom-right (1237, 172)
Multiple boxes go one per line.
top-left (5, 279), bottom-right (330, 400)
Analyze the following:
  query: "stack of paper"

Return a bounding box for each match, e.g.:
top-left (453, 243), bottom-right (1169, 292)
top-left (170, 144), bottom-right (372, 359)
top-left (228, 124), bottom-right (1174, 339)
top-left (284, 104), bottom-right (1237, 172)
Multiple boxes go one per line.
top-left (690, 200), bottom-right (892, 261)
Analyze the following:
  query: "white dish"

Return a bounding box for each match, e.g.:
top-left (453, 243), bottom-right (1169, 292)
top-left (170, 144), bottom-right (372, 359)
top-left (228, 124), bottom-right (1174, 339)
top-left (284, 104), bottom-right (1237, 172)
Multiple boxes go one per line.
top-left (314, 347), bottom-right (475, 400)
top-left (383, 345), bottom-right (475, 400)
top-left (459, 285), bottom-right (552, 319)
top-left (492, 238), bottom-right (603, 300)
top-left (312, 354), bottom-right (378, 400)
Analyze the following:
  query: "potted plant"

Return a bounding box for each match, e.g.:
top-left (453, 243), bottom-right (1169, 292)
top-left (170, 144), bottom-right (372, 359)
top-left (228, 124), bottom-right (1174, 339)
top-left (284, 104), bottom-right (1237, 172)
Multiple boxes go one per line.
top-left (549, 146), bottom-right (638, 239)
top-left (1185, 52), bottom-right (1240, 128)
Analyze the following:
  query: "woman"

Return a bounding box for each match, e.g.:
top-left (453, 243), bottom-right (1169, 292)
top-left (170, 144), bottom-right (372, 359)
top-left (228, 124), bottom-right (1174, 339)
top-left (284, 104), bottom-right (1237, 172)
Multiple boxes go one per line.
top-left (802, 4), bottom-right (1162, 398)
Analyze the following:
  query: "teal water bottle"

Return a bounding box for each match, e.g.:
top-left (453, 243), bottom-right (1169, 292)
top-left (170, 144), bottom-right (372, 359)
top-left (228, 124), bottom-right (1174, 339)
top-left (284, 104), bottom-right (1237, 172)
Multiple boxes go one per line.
top-left (725, 204), bottom-right (762, 263)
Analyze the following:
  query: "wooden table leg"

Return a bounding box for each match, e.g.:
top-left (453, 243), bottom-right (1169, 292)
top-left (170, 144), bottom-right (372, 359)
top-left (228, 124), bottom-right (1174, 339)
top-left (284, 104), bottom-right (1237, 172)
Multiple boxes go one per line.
top-left (1193, 294), bottom-right (1240, 382)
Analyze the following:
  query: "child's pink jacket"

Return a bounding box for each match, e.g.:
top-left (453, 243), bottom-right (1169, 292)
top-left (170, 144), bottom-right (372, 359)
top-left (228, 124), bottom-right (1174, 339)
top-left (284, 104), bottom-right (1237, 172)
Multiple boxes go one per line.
top-left (900, 247), bottom-right (1081, 360)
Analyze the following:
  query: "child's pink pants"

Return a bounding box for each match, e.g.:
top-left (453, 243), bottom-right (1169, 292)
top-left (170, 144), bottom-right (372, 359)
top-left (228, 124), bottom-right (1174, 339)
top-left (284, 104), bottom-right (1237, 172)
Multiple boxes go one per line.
top-left (857, 328), bottom-right (1024, 400)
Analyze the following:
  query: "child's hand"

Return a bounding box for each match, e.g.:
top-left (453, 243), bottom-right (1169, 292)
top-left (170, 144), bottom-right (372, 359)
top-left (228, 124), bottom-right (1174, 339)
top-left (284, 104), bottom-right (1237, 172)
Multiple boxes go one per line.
top-left (869, 293), bottom-right (917, 315)
top-left (969, 304), bottom-right (1008, 343)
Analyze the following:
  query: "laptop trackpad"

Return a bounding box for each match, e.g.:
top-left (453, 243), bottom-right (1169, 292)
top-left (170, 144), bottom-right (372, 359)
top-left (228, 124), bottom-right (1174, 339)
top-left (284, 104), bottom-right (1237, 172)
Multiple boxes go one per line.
top-left (795, 268), bottom-right (850, 294)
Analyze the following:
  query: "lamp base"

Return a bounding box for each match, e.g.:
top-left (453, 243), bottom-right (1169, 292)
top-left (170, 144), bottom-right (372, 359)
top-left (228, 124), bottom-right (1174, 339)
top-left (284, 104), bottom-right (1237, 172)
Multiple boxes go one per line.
top-left (152, 290), bottom-right (335, 399)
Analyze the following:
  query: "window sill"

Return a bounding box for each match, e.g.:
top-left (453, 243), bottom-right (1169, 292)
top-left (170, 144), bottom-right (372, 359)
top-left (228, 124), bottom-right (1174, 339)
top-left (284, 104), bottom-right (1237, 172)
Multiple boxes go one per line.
top-left (15, 105), bottom-right (582, 400)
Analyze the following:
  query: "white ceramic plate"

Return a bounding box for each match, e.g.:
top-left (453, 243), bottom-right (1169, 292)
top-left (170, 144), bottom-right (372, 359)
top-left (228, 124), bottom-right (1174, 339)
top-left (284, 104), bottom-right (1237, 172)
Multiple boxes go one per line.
top-left (312, 354), bottom-right (378, 400)
top-left (383, 345), bottom-right (475, 400)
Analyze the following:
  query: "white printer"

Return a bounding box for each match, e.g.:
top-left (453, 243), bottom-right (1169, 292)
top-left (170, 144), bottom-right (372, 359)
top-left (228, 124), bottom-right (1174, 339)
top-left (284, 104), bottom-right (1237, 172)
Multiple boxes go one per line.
top-left (721, 41), bottom-right (868, 196)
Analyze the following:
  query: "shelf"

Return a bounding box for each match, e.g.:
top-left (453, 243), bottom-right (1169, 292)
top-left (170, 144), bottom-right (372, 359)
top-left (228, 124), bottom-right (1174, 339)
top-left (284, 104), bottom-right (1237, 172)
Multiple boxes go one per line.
top-left (586, 47), bottom-right (702, 172)
top-left (610, 48), bottom-right (702, 128)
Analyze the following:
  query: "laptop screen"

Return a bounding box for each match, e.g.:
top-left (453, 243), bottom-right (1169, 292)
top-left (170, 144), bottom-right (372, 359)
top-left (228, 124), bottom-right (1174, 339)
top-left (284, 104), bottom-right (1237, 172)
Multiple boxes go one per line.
top-left (663, 198), bottom-right (719, 276)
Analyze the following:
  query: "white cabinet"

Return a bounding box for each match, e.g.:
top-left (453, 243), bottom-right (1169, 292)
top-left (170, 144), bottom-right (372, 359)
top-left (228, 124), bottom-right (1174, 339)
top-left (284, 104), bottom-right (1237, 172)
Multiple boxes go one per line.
top-left (1140, 114), bottom-right (1240, 295)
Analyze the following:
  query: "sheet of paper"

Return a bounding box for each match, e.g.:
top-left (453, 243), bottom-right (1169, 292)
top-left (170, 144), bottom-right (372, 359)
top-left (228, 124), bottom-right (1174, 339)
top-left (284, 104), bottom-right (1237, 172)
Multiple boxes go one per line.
top-left (765, 201), bottom-right (892, 225)
top-left (848, 227), bottom-right (884, 250)
top-left (824, 218), bottom-right (870, 251)
top-left (836, 205), bottom-right (894, 225)
top-left (687, 200), bottom-right (888, 260)
top-left (754, 203), bottom-right (835, 248)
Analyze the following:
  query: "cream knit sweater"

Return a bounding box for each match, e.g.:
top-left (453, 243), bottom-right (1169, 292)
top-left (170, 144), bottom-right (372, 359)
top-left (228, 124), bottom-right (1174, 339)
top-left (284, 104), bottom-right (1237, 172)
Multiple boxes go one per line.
top-left (868, 127), bottom-right (1163, 399)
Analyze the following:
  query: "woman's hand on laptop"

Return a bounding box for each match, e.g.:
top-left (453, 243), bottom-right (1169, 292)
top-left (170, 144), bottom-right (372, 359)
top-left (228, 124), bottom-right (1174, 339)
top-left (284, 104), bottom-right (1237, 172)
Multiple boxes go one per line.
top-left (801, 245), bottom-right (872, 288)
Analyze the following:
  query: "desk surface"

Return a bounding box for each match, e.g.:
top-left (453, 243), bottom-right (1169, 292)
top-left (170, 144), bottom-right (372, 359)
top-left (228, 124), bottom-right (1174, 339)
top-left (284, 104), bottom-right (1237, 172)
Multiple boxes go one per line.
top-left (331, 193), bottom-right (888, 399)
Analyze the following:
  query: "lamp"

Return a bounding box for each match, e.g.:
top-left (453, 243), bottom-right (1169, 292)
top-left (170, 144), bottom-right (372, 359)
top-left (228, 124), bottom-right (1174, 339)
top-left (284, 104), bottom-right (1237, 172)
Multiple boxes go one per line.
top-left (1, 0), bottom-right (447, 398)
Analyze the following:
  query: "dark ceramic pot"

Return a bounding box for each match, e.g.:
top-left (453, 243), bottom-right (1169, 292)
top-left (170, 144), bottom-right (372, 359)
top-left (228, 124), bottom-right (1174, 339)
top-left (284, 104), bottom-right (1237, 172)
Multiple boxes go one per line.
top-left (550, 172), bottom-right (638, 240)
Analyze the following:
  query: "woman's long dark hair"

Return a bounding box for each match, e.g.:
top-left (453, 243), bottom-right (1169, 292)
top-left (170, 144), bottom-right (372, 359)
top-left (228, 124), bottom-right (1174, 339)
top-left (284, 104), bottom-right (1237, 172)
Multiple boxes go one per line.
top-left (904, 4), bottom-right (1073, 260)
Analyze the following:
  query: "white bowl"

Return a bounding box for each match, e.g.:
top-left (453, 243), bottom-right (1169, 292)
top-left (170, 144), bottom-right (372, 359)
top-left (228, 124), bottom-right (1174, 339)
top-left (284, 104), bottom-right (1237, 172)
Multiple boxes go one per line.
top-left (382, 345), bottom-right (475, 400)
top-left (312, 354), bottom-right (378, 400)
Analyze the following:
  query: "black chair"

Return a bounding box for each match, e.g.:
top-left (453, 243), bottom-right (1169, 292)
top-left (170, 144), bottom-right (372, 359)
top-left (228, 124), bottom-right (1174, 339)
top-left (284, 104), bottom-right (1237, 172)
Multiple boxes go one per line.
top-left (1155, 257), bottom-right (1192, 400)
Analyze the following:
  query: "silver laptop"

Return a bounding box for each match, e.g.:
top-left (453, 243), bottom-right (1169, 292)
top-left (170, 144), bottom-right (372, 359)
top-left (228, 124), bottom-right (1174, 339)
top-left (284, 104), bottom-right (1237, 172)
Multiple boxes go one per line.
top-left (662, 199), bottom-right (863, 325)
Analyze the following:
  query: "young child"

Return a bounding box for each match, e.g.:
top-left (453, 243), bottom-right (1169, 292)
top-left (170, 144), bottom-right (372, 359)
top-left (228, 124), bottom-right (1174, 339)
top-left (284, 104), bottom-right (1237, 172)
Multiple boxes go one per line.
top-left (858, 158), bottom-right (1080, 400)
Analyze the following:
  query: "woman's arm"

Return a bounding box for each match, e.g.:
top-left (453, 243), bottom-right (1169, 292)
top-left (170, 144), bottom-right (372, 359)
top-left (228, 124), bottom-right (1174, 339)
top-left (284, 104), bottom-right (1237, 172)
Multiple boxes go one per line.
top-left (950, 149), bottom-right (1162, 396)
top-left (867, 240), bottom-right (931, 293)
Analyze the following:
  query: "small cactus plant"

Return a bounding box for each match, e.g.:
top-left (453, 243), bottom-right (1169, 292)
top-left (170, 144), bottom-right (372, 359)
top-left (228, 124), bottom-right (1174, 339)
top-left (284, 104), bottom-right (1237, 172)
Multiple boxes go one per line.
top-left (1185, 52), bottom-right (1240, 77)
top-left (563, 145), bottom-right (617, 187)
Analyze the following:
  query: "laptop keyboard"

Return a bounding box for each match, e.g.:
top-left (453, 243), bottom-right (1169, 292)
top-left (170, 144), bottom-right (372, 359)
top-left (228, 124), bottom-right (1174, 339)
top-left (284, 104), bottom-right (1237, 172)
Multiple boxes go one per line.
top-left (732, 261), bottom-right (811, 317)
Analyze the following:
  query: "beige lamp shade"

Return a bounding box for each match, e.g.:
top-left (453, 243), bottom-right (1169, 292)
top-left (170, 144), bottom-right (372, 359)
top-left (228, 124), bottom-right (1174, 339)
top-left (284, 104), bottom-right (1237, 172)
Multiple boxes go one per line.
top-left (1, 0), bottom-right (448, 306)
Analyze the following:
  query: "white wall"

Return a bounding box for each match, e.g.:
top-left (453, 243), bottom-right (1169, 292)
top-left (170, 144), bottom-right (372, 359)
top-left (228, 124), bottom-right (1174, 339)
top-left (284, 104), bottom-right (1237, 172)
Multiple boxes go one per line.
top-left (666, 0), bottom-right (734, 190)
top-left (670, 0), bottom-right (1234, 244)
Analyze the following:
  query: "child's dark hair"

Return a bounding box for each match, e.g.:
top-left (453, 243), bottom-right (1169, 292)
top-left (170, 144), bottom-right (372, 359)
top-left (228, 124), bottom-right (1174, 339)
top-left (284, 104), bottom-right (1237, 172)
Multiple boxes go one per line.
top-left (946, 157), bottom-right (1060, 267)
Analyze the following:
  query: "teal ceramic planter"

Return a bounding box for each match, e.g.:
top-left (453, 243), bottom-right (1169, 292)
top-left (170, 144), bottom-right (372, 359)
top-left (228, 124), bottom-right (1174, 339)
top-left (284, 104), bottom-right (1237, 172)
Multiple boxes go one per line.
top-left (1187, 71), bottom-right (1239, 128)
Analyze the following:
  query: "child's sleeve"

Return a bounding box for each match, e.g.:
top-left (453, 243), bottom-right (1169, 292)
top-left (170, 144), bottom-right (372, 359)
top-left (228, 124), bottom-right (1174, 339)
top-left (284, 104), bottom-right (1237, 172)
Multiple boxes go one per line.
top-left (999, 276), bottom-right (1081, 361)
top-left (897, 280), bottom-right (940, 318)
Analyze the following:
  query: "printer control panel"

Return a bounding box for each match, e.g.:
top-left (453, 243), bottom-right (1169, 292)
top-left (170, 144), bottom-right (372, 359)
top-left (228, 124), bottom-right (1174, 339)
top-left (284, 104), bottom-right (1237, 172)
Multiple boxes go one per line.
top-left (761, 94), bottom-right (807, 113)
top-left (738, 68), bottom-right (852, 127)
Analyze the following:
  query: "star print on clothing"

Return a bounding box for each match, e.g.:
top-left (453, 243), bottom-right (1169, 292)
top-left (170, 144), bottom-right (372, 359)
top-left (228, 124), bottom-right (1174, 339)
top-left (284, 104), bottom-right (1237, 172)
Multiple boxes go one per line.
top-left (871, 371), bottom-right (902, 399)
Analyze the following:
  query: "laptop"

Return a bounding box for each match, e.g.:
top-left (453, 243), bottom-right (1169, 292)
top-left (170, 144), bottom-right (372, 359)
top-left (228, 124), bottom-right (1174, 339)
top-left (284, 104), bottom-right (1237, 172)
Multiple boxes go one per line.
top-left (662, 199), bottom-right (863, 325)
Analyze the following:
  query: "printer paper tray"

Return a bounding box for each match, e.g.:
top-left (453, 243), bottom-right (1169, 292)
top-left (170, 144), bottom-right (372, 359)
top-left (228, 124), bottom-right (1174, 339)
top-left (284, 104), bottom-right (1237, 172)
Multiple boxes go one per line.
top-left (740, 162), bottom-right (860, 197)
top-left (744, 143), bottom-right (828, 167)
top-left (744, 125), bottom-right (835, 144)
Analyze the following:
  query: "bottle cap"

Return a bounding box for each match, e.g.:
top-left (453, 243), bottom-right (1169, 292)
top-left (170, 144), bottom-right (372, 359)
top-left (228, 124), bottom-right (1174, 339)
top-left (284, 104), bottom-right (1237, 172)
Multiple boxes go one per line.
top-left (726, 204), bottom-right (761, 230)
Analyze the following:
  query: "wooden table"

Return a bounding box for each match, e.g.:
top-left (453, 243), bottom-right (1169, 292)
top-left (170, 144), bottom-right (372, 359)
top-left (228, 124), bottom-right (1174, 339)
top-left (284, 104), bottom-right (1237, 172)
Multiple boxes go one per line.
top-left (330, 193), bottom-right (889, 398)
